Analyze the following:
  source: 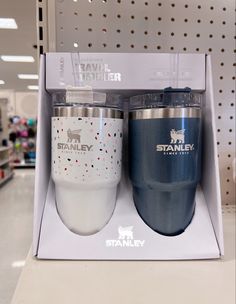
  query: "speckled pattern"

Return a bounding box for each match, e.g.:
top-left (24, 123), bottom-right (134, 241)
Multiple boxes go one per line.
top-left (52, 117), bottom-right (123, 183)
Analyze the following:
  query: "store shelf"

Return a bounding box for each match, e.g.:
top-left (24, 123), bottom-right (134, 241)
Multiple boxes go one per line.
top-left (0, 146), bottom-right (10, 153)
top-left (0, 159), bottom-right (9, 166)
top-left (0, 172), bottom-right (13, 187)
top-left (13, 161), bottom-right (35, 168)
top-left (11, 206), bottom-right (235, 304)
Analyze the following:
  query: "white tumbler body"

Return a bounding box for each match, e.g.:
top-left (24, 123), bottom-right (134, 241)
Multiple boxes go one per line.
top-left (52, 107), bottom-right (123, 235)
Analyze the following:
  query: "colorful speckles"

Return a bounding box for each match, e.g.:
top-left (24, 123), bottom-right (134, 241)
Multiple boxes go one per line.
top-left (52, 116), bottom-right (122, 182)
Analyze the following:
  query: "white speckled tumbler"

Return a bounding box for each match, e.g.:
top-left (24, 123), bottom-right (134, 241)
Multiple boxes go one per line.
top-left (52, 91), bottom-right (123, 235)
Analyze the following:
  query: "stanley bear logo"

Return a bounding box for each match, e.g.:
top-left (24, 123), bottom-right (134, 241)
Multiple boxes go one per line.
top-left (170, 129), bottom-right (185, 144)
top-left (67, 129), bottom-right (81, 143)
top-left (105, 226), bottom-right (145, 247)
top-left (156, 128), bottom-right (194, 154)
top-left (118, 226), bottom-right (133, 240)
top-left (57, 129), bottom-right (93, 152)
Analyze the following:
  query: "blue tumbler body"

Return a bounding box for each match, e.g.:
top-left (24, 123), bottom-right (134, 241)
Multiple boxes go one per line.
top-left (129, 89), bottom-right (202, 236)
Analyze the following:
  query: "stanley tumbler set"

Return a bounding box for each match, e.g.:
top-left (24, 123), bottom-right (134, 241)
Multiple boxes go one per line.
top-left (52, 87), bottom-right (202, 236)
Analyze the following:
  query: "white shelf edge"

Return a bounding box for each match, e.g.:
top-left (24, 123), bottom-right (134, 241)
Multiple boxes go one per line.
top-left (0, 172), bottom-right (14, 187)
top-left (0, 146), bottom-right (10, 153)
top-left (0, 159), bottom-right (10, 167)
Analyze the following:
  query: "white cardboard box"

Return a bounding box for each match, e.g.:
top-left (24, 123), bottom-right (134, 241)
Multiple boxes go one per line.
top-left (46, 53), bottom-right (205, 91)
top-left (33, 53), bottom-right (223, 260)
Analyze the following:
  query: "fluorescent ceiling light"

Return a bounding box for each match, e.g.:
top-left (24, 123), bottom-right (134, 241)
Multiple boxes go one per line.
top-left (28, 85), bottom-right (38, 90)
top-left (0, 18), bottom-right (18, 29)
top-left (12, 260), bottom-right (25, 268)
top-left (18, 74), bottom-right (38, 80)
top-left (1, 55), bottom-right (34, 62)
top-left (0, 80), bottom-right (5, 85)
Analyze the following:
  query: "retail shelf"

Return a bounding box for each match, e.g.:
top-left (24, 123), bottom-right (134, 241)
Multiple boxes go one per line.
top-left (0, 159), bottom-right (9, 167)
top-left (0, 172), bottom-right (13, 187)
top-left (13, 160), bottom-right (35, 168)
top-left (0, 146), bottom-right (10, 153)
top-left (13, 163), bottom-right (35, 169)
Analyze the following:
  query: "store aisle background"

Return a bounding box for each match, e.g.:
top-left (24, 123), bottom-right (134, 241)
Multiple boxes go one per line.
top-left (0, 170), bottom-right (34, 304)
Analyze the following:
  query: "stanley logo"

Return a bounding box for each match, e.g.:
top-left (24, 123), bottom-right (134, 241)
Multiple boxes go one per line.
top-left (57, 129), bottom-right (93, 152)
top-left (156, 129), bottom-right (194, 155)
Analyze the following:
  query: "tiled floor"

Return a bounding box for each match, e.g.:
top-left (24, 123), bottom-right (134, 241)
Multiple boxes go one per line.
top-left (0, 169), bottom-right (34, 304)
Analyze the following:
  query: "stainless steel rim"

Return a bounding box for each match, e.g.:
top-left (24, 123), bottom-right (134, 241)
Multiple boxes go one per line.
top-left (129, 107), bottom-right (201, 120)
top-left (53, 106), bottom-right (123, 119)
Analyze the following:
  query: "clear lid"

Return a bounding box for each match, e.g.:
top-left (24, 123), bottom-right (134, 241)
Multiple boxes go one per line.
top-left (129, 87), bottom-right (202, 110)
top-left (52, 86), bottom-right (123, 109)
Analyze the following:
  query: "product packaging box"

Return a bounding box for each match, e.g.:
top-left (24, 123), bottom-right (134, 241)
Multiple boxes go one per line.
top-left (33, 53), bottom-right (223, 260)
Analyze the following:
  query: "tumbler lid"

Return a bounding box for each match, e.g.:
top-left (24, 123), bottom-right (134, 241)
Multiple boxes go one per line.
top-left (65, 85), bottom-right (106, 104)
top-left (162, 87), bottom-right (201, 108)
top-left (53, 86), bottom-right (123, 109)
top-left (129, 87), bottom-right (202, 110)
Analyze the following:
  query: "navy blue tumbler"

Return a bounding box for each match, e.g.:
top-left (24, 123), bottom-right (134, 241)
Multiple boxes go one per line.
top-left (129, 88), bottom-right (202, 236)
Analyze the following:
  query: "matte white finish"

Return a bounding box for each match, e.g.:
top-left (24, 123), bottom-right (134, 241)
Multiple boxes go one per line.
top-left (201, 56), bottom-right (224, 254)
top-left (12, 206), bottom-right (236, 304)
top-left (33, 58), bottom-right (52, 255)
top-left (51, 115), bottom-right (123, 235)
top-left (56, 185), bottom-right (117, 235)
top-left (0, 80), bottom-right (5, 85)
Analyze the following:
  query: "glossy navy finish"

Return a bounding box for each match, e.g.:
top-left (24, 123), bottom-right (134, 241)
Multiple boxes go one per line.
top-left (129, 116), bottom-right (202, 236)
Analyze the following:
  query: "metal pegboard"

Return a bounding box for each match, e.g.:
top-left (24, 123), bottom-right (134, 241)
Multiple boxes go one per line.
top-left (38, 0), bottom-right (236, 205)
